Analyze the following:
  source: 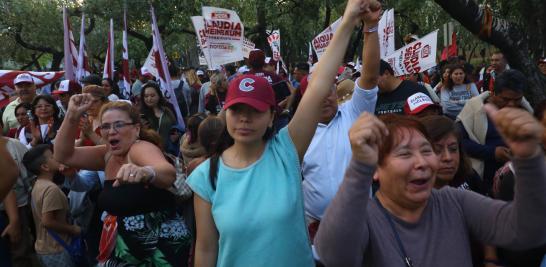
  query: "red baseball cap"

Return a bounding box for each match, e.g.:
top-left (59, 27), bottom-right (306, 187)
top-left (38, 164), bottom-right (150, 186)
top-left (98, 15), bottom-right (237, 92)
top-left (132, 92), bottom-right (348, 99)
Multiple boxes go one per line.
top-left (404, 92), bottom-right (441, 115)
top-left (224, 74), bottom-right (276, 112)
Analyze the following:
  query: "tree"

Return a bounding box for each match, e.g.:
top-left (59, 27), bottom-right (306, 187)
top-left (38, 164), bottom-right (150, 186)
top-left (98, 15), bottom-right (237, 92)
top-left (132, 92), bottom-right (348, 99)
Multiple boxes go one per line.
top-left (433, 0), bottom-right (546, 105)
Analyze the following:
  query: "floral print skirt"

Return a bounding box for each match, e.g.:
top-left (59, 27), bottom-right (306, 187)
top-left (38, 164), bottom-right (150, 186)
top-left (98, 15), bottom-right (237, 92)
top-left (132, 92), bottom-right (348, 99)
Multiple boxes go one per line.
top-left (101, 210), bottom-right (192, 267)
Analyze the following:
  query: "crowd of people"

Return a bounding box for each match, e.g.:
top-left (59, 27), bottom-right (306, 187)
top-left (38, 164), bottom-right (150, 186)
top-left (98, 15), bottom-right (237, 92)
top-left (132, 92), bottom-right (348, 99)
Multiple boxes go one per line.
top-left (1, 0), bottom-right (546, 266)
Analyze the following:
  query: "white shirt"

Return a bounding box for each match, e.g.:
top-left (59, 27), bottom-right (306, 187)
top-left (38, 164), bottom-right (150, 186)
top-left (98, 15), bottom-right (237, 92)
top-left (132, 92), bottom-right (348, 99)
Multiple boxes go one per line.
top-left (19, 124), bottom-right (53, 149)
top-left (302, 80), bottom-right (378, 220)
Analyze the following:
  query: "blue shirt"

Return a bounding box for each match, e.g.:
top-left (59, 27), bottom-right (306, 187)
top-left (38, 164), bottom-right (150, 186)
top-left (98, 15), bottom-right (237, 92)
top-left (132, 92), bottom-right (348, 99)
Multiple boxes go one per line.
top-left (302, 82), bottom-right (378, 220)
top-left (187, 127), bottom-right (314, 267)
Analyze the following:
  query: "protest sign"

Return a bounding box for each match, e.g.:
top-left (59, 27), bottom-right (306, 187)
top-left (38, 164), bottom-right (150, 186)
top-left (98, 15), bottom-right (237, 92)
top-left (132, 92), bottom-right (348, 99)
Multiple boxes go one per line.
top-left (202, 6), bottom-right (244, 66)
top-left (378, 9), bottom-right (395, 59)
top-left (384, 30), bottom-right (438, 76)
top-left (312, 17), bottom-right (342, 59)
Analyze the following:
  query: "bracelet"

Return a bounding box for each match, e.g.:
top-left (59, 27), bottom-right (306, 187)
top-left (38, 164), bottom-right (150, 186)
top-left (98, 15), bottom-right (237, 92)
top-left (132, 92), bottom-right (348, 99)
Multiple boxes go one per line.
top-left (143, 166), bottom-right (156, 184)
top-left (364, 25), bottom-right (379, 33)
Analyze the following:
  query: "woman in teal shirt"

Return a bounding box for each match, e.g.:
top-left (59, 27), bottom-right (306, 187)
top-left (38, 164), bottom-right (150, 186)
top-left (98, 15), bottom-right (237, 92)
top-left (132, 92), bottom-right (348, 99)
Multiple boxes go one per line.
top-left (187, 0), bottom-right (383, 266)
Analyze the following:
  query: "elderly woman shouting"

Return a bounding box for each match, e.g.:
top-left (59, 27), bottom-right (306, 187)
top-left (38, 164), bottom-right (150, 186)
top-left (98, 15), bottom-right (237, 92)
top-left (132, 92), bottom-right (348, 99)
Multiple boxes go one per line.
top-left (54, 94), bottom-right (191, 266)
top-left (315, 105), bottom-right (546, 267)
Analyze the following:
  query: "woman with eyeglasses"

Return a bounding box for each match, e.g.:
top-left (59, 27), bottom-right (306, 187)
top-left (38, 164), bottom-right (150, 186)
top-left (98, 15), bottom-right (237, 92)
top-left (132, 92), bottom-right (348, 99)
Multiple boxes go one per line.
top-left (19, 95), bottom-right (61, 148)
top-left (140, 81), bottom-right (176, 151)
top-left (315, 107), bottom-right (546, 267)
top-left (54, 98), bottom-right (191, 266)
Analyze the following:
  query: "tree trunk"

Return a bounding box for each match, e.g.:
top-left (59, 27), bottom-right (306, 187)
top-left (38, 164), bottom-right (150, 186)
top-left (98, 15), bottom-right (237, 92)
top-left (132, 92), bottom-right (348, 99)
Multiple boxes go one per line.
top-left (433, 0), bottom-right (546, 105)
top-left (50, 52), bottom-right (64, 71)
top-left (323, 0), bottom-right (332, 30)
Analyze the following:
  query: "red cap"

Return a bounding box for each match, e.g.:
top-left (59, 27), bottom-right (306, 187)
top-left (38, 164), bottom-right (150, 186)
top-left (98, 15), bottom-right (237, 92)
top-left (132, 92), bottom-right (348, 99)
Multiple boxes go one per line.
top-left (224, 74), bottom-right (276, 112)
top-left (403, 92), bottom-right (440, 115)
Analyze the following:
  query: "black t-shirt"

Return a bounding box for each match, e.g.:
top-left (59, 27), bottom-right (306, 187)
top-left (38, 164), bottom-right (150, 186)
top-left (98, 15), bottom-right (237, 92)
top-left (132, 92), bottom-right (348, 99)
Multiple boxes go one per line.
top-left (374, 80), bottom-right (431, 115)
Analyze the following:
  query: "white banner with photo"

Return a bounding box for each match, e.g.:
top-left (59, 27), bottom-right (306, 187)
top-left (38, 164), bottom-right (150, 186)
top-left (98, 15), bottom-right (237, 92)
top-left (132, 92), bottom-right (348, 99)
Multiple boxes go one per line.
top-left (312, 17), bottom-right (342, 59)
top-left (202, 6), bottom-right (245, 66)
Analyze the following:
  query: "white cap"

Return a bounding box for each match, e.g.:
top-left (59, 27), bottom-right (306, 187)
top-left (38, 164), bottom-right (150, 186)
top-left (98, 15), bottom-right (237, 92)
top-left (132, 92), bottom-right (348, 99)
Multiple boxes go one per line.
top-left (404, 92), bottom-right (438, 115)
top-left (237, 66), bottom-right (250, 73)
top-left (14, 73), bottom-right (35, 85)
top-left (264, 57), bottom-right (272, 64)
top-left (196, 70), bottom-right (205, 76)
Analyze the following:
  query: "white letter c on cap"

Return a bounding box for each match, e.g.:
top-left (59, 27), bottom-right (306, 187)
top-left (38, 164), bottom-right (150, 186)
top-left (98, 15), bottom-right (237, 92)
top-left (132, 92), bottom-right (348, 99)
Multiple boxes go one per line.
top-left (239, 78), bottom-right (255, 92)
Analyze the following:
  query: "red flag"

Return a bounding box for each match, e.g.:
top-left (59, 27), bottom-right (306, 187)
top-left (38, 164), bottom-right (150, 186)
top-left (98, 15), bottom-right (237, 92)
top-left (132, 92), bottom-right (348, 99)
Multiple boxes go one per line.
top-left (122, 8), bottom-right (131, 98)
top-left (103, 19), bottom-right (114, 80)
top-left (448, 32), bottom-right (457, 57)
top-left (441, 47), bottom-right (448, 61)
top-left (150, 5), bottom-right (184, 129)
top-left (63, 7), bottom-right (78, 81)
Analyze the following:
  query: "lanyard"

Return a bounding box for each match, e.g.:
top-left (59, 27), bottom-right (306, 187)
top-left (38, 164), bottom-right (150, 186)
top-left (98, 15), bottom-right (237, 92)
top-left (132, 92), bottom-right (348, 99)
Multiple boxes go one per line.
top-left (374, 197), bottom-right (414, 267)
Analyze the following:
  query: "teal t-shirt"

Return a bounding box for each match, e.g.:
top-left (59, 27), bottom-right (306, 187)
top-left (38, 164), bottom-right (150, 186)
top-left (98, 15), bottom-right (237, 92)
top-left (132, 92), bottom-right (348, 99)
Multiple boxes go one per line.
top-left (187, 127), bottom-right (314, 267)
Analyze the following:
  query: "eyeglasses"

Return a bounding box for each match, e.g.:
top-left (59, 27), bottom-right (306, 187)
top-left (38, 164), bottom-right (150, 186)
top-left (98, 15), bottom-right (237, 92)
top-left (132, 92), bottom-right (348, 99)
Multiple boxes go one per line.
top-left (99, 121), bottom-right (137, 133)
top-left (35, 104), bottom-right (53, 109)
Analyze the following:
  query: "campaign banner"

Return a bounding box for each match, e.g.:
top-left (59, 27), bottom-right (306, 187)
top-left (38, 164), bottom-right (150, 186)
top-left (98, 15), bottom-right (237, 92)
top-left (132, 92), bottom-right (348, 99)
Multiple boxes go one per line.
top-left (266, 30), bottom-right (281, 61)
top-left (312, 17), bottom-right (342, 59)
top-left (191, 16), bottom-right (216, 68)
top-left (202, 6), bottom-right (244, 66)
top-left (0, 70), bottom-right (65, 95)
top-left (384, 30), bottom-right (438, 76)
top-left (378, 9), bottom-right (395, 59)
top-left (242, 38), bottom-right (255, 58)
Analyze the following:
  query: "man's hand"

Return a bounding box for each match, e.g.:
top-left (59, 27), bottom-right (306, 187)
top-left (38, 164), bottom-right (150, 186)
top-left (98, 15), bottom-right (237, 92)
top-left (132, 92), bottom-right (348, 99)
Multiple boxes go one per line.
top-left (342, 0), bottom-right (370, 27)
top-left (485, 104), bottom-right (543, 158)
top-left (362, 0), bottom-right (382, 26)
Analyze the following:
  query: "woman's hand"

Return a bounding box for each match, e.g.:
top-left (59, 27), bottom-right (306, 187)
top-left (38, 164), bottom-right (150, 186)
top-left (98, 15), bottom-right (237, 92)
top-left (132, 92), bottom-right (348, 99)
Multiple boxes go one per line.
top-left (29, 120), bottom-right (41, 146)
top-left (349, 112), bottom-right (388, 165)
top-left (484, 103), bottom-right (543, 158)
top-left (113, 163), bottom-right (156, 187)
top-left (66, 94), bottom-right (94, 122)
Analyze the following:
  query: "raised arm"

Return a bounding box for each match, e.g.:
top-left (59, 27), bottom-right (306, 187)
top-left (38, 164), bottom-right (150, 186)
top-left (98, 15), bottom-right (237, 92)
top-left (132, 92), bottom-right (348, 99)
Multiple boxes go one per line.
top-left (315, 112), bottom-right (388, 266)
top-left (462, 105), bottom-right (546, 249)
top-left (358, 5), bottom-right (381, 90)
top-left (54, 94), bottom-right (106, 171)
top-left (289, 0), bottom-right (380, 160)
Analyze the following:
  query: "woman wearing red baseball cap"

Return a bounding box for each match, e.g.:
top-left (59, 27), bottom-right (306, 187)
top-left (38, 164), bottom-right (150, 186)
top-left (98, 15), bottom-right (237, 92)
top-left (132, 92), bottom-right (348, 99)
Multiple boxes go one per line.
top-left (186, 0), bottom-right (381, 266)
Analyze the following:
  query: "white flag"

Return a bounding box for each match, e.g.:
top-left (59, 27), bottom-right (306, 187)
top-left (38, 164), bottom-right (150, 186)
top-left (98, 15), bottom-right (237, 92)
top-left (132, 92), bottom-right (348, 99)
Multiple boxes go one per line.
top-left (266, 30), bottom-right (281, 62)
top-left (307, 42), bottom-right (313, 67)
top-left (122, 9), bottom-right (131, 98)
top-left (383, 30), bottom-right (438, 76)
top-left (202, 6), bottom-right (244, 66)
top-left (63, 7), bottom-right (78, 81)
top-left (76, 13), bottom-right (90, 83)
top-left (102, 19), bottom-right (114, 80)
top-left (378, 9), bottom-right (395, 59)
top-left (150, 5), bottom-right (184, 129)
top-left (312, 17), bottom-right (342, 59)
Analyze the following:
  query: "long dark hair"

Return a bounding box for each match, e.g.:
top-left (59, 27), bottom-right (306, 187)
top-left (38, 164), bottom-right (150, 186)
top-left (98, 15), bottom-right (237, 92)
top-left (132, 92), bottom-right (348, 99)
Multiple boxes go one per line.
top-left (208, 108), bottom-right (276, 190)
top-left (102, 78), bottom-right (121, 98)
top-left (419, 115), bottom-right (472, 187)
top-left (445, 64), bottom-right (470, 90)
top-left (139, 81), bottom-right (175, 121)
top-left (187, 113), bottom-right (207, 144)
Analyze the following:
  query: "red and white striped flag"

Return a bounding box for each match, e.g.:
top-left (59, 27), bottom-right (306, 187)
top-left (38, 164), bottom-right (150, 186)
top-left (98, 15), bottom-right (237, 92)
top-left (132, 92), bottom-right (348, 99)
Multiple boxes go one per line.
top-left (76, 13), bottom-right (90, 83)
top-left (63, 7), bottom-right (78, 81)
top-left (121, 9), bottom-right (132, 98)
top-left (150, 5), bottom-right (184, 129)
top-left (103, 19), bottom-right (114, 80)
